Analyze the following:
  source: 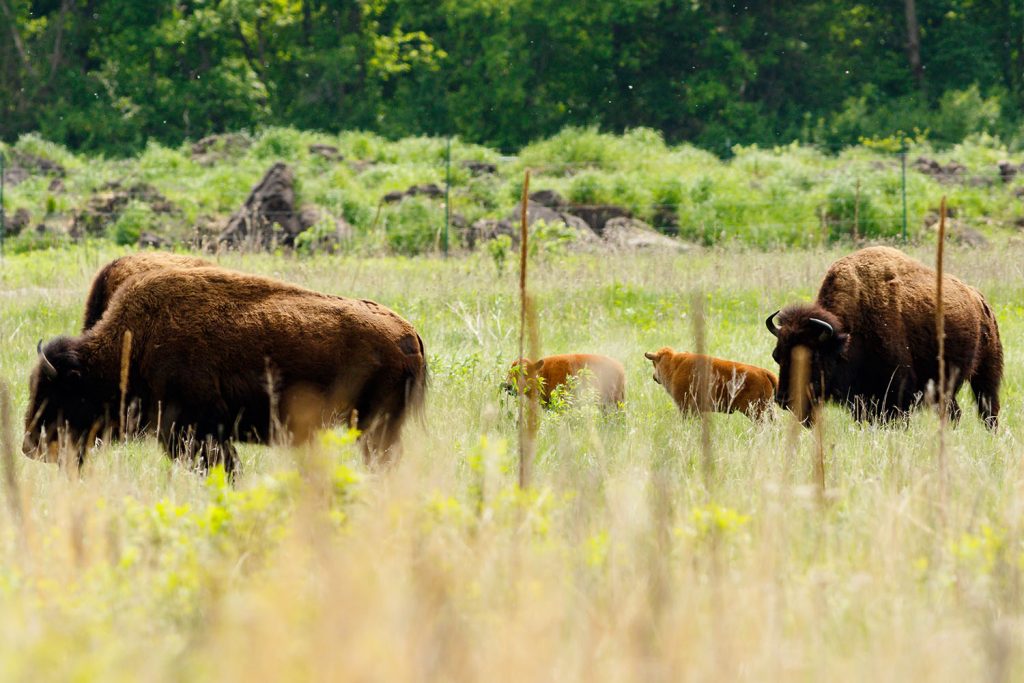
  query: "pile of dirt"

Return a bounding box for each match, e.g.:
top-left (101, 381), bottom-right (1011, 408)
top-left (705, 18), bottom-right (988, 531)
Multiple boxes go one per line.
top-left (914, 157), bottom-right (966, 182)
top-left (71, 181), bottom-right (176, 237)
top-left (309, 144), bottom-right (343, 162)
top-left (191, 133), bottom-right (252, 165)
top-left (382, 184), bottom-right (445, 203)
top-left (2, 151), bottom-right (66, 186)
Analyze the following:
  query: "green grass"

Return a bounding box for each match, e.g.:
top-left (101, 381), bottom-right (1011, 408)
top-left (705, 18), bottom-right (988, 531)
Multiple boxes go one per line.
top-left (0, 243), bottom-right (1022, 679)
top-left (4, 127), bottom-right (1024, 254)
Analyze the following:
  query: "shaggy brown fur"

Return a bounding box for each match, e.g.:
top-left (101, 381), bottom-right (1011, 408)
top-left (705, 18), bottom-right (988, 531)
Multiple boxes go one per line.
top-left (83, 253), bottom-right (214, 330)
top-left (24, 266), bottom-right (426, 474)
top-left (644, 347), bottom-right (778, 421)
top-left (766, 246), bottom-right (1002, 427)
top-left (504, 354), bottom-right (626, 408)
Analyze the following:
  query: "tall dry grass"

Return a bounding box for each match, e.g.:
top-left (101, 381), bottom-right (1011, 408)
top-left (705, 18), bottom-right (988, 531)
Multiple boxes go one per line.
top-left (0, 243), bottom-right (1021, 681)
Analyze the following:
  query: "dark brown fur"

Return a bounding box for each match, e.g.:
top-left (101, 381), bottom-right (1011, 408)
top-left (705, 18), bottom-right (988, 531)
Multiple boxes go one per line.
top-left (767, 246), bottom-right (1002, 427)
top-left (25, 266), bottom-right (427, 474)
top-left (83, 253), bottom-right (214, 330)
top-left (645, 348), bottom-right (778, 421)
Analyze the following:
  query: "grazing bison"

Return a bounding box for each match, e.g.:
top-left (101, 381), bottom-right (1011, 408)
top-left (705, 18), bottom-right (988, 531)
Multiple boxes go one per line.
top-left (644, 348), bottom-right (778, 421)
top-left (765, 246), bottom-right (1002, 427)
top-left (24, 266), bottom-right (426, 474)
top-left (503, 354), bottom-right (626, 408)
top-left (82, 253), bottom-right (214, 330)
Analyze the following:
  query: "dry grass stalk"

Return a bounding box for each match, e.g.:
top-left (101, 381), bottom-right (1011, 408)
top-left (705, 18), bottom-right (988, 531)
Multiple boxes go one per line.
top-left (784, 345), bottom-right (811, 482)
top-left (0, 381), bottom-right (23, 533)
top-left (517, 169), bottom-right (539, 490)
top-left (812, 403), bottom-right (826, 507)
top-left (936, 196), bottom-right (949, 504)
top-left (118, 329), bottom-right (132, 442)
top-left (691, 292), bottom-right (714, 494)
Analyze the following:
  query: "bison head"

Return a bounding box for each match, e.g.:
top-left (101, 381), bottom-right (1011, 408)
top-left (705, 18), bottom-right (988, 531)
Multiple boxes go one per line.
top-left (502, 358), bottom-right (545, 396)
top-left (765, 305), bottom-right (850, 421)
top-left (643, 347), bottom-right (674, 385)
top-left (22, 337), bottom-right (104, 463)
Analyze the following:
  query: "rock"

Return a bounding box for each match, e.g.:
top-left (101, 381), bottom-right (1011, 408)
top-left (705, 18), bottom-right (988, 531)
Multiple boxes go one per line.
top-left (138, 232), bottom-right (170, 249)
top-left (504, 201), bottom-right (599, 245)
top-left (191, 133), bottom-right (251, 165)
top-left (602, 217), bottom-right (689, 252)
top-left (219, 163), bottom-right (303, 250)
top-left (566, 204), bottom-right (632, 234)
top-left (463, 161), bottom-right (497, 176)
top-left (913, 156), bottom-right (968, 183)
top-left (998, 161), bottom-right (1020, 183)
top-left (2, 151), bottom-right (65, 186)
top-left (72, 182), bottom-right (176, 237)
top-left (382, 183), bottom-right (445, 204)
top-left (950, 224), bottom-right (989, 248)
top-left (298, 204), bottom-right (322, 231)
top-left (6, 208), bottom-right (30, 236)
top-left (348, 160), bottom-right (375, 174)
top-left (529, 189), bottom-right (568, 209)
top-left (651, 206), bottom-right (680, 236)
top-left (467, 219), bottom-right (516, 249)
top-left (309, 144), bottom-right (342, 162)
top-left (47, 178), bottom-right (64, 193)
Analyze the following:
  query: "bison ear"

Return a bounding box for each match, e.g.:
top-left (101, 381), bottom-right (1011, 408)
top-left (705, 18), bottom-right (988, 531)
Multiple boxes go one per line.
top-left (531, 359), bottom-right (545, 372)
top-left (39, 337), bottom-right (81, 380)
top-left (644, 351), bottom-right (657, 361)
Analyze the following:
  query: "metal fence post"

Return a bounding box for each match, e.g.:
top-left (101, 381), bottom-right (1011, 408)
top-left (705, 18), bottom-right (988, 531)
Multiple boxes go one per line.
top-left (443, 137), bottom-right (451, 257)
top-left (0, 150), bottom-right (5, 259)
top-left (901, 140), bottom-right (908, 243)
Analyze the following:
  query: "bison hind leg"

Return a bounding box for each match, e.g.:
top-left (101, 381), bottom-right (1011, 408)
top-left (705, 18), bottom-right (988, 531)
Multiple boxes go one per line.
top-left (970, 355), bottom-right (1002, 431)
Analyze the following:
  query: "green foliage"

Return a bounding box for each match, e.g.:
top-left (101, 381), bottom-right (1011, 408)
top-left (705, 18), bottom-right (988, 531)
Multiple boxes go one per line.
top-left (384, 198), bottom-right (443, 255)
top-left (109, 202), bottom-right (155, 246)
top-left (487, 235), bottom-right (512, 274)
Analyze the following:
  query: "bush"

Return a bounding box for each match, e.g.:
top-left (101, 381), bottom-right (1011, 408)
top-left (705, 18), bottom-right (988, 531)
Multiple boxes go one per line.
top-left (109, 202), bottom-right (155, 246)
top-left (384, 198), bottom-right (443, 255)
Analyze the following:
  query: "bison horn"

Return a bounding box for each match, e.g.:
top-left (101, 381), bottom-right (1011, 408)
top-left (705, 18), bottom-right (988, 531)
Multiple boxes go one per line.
top-left (765, 311), bottom-right (781, 337)
top-left (37, 339), bottom-right (57, 379)
top-left (808, 318), bottom-right (835, 342)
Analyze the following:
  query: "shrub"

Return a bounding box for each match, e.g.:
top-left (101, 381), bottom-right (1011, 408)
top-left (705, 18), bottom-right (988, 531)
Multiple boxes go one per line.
top-left (110, 201), bottom-right (155, 246)
top-left (384, 198), bottom-right (443, 255)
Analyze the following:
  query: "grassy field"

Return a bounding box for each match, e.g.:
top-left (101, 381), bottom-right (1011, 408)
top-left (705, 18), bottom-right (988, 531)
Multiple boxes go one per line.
top-left (0, 243), bottom-right (1023, 681)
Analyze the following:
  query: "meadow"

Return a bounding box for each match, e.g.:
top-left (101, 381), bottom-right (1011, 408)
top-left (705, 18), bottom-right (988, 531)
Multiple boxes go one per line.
top-left (0, 241), bottom-right (1021, 681)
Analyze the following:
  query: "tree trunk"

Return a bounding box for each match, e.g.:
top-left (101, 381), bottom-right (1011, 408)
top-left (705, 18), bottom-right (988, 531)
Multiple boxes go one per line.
top-left (904, 0), bottom-right (924, 92)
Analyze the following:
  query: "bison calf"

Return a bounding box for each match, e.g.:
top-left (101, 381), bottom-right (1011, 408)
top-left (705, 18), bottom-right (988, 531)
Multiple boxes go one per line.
top-left (645, 347), bottom-right (777, 421)
top-left (503, 354), bottom-right (625, 408)
top-left (766, 246), bottom-right (1002, 428)
top-left (24, 266), bottom-right (426, 475)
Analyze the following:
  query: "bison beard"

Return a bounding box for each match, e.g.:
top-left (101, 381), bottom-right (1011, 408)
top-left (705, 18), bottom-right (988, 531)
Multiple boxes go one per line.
top-left (23, 266), bottom-right (427, 475)
top-left (766, 246), bottom-right (1002, 428)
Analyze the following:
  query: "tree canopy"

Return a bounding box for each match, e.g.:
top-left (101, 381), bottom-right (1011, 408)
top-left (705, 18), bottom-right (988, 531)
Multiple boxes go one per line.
top-left (2, 0), bottom-right (1022, 154)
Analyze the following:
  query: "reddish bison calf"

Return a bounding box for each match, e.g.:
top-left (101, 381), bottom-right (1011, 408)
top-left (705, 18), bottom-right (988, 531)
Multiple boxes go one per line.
top-left (766, 246), bottom-right (1002, 427)
top-left (644, 347), bottom-right (778, 421)
top-left (23, 266), bottom-right (426, 474)
top-left (503, 354), bottom-right (626, 408)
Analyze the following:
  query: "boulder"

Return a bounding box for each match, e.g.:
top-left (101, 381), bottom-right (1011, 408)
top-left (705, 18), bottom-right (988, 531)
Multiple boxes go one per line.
top-left (381, 183), bottom-right (445, 204)
top-left (467, 219), bottom-right (516, 249)
top-left (138, 232), bottom-right (170, 249)
top-left (602, 217), bottom-right (689, 252)
top-left (566, 204), bottom-right (632, 234)
top-left (219, 163), bottom-right (303, 250)
top-left (72, 182), bottom-right (176, 237)
top-left (309, 144), bottom-right (342, 162)
top-left (463, 160), bottom-right (497, 176)
top-left (191, 133), bottom-right (251, 165)
top-left (6, 208), bottom-right (30, 236)
top-left (529, 189), bottom-right (568, 210)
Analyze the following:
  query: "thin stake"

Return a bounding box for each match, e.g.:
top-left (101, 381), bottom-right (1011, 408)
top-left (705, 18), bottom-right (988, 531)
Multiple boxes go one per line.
top-left (517, 169), bottom-right (535, 490)
top-left (118, 330), bottom-right (133, 442)
top-left (691, 292), bottom-right (713, 495)
top-left (443, 137), bottom-right (451, 257)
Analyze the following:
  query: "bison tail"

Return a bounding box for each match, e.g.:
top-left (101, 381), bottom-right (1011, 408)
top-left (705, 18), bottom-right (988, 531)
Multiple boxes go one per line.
top-left (405, 333), bottom-right (428, 428)
top-left (970, 307), bottom-right (1003, 430)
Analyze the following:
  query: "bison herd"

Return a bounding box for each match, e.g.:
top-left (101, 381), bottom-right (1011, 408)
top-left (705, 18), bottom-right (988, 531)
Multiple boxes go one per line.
top-left (21, 245), bottom-right (1003, 478)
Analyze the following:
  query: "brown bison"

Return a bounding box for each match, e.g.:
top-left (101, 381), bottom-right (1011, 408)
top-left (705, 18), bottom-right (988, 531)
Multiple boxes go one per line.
top-left (82, 252), bottom-right (214, 330)
top-left (644, 348), bottom-right (778, 421)
top-left (503, 354), bottom-right (626, 408)
top-left (24, 266), bottom-right (426, 474)
top-left (765, 246), bottom-right (1002, 427)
